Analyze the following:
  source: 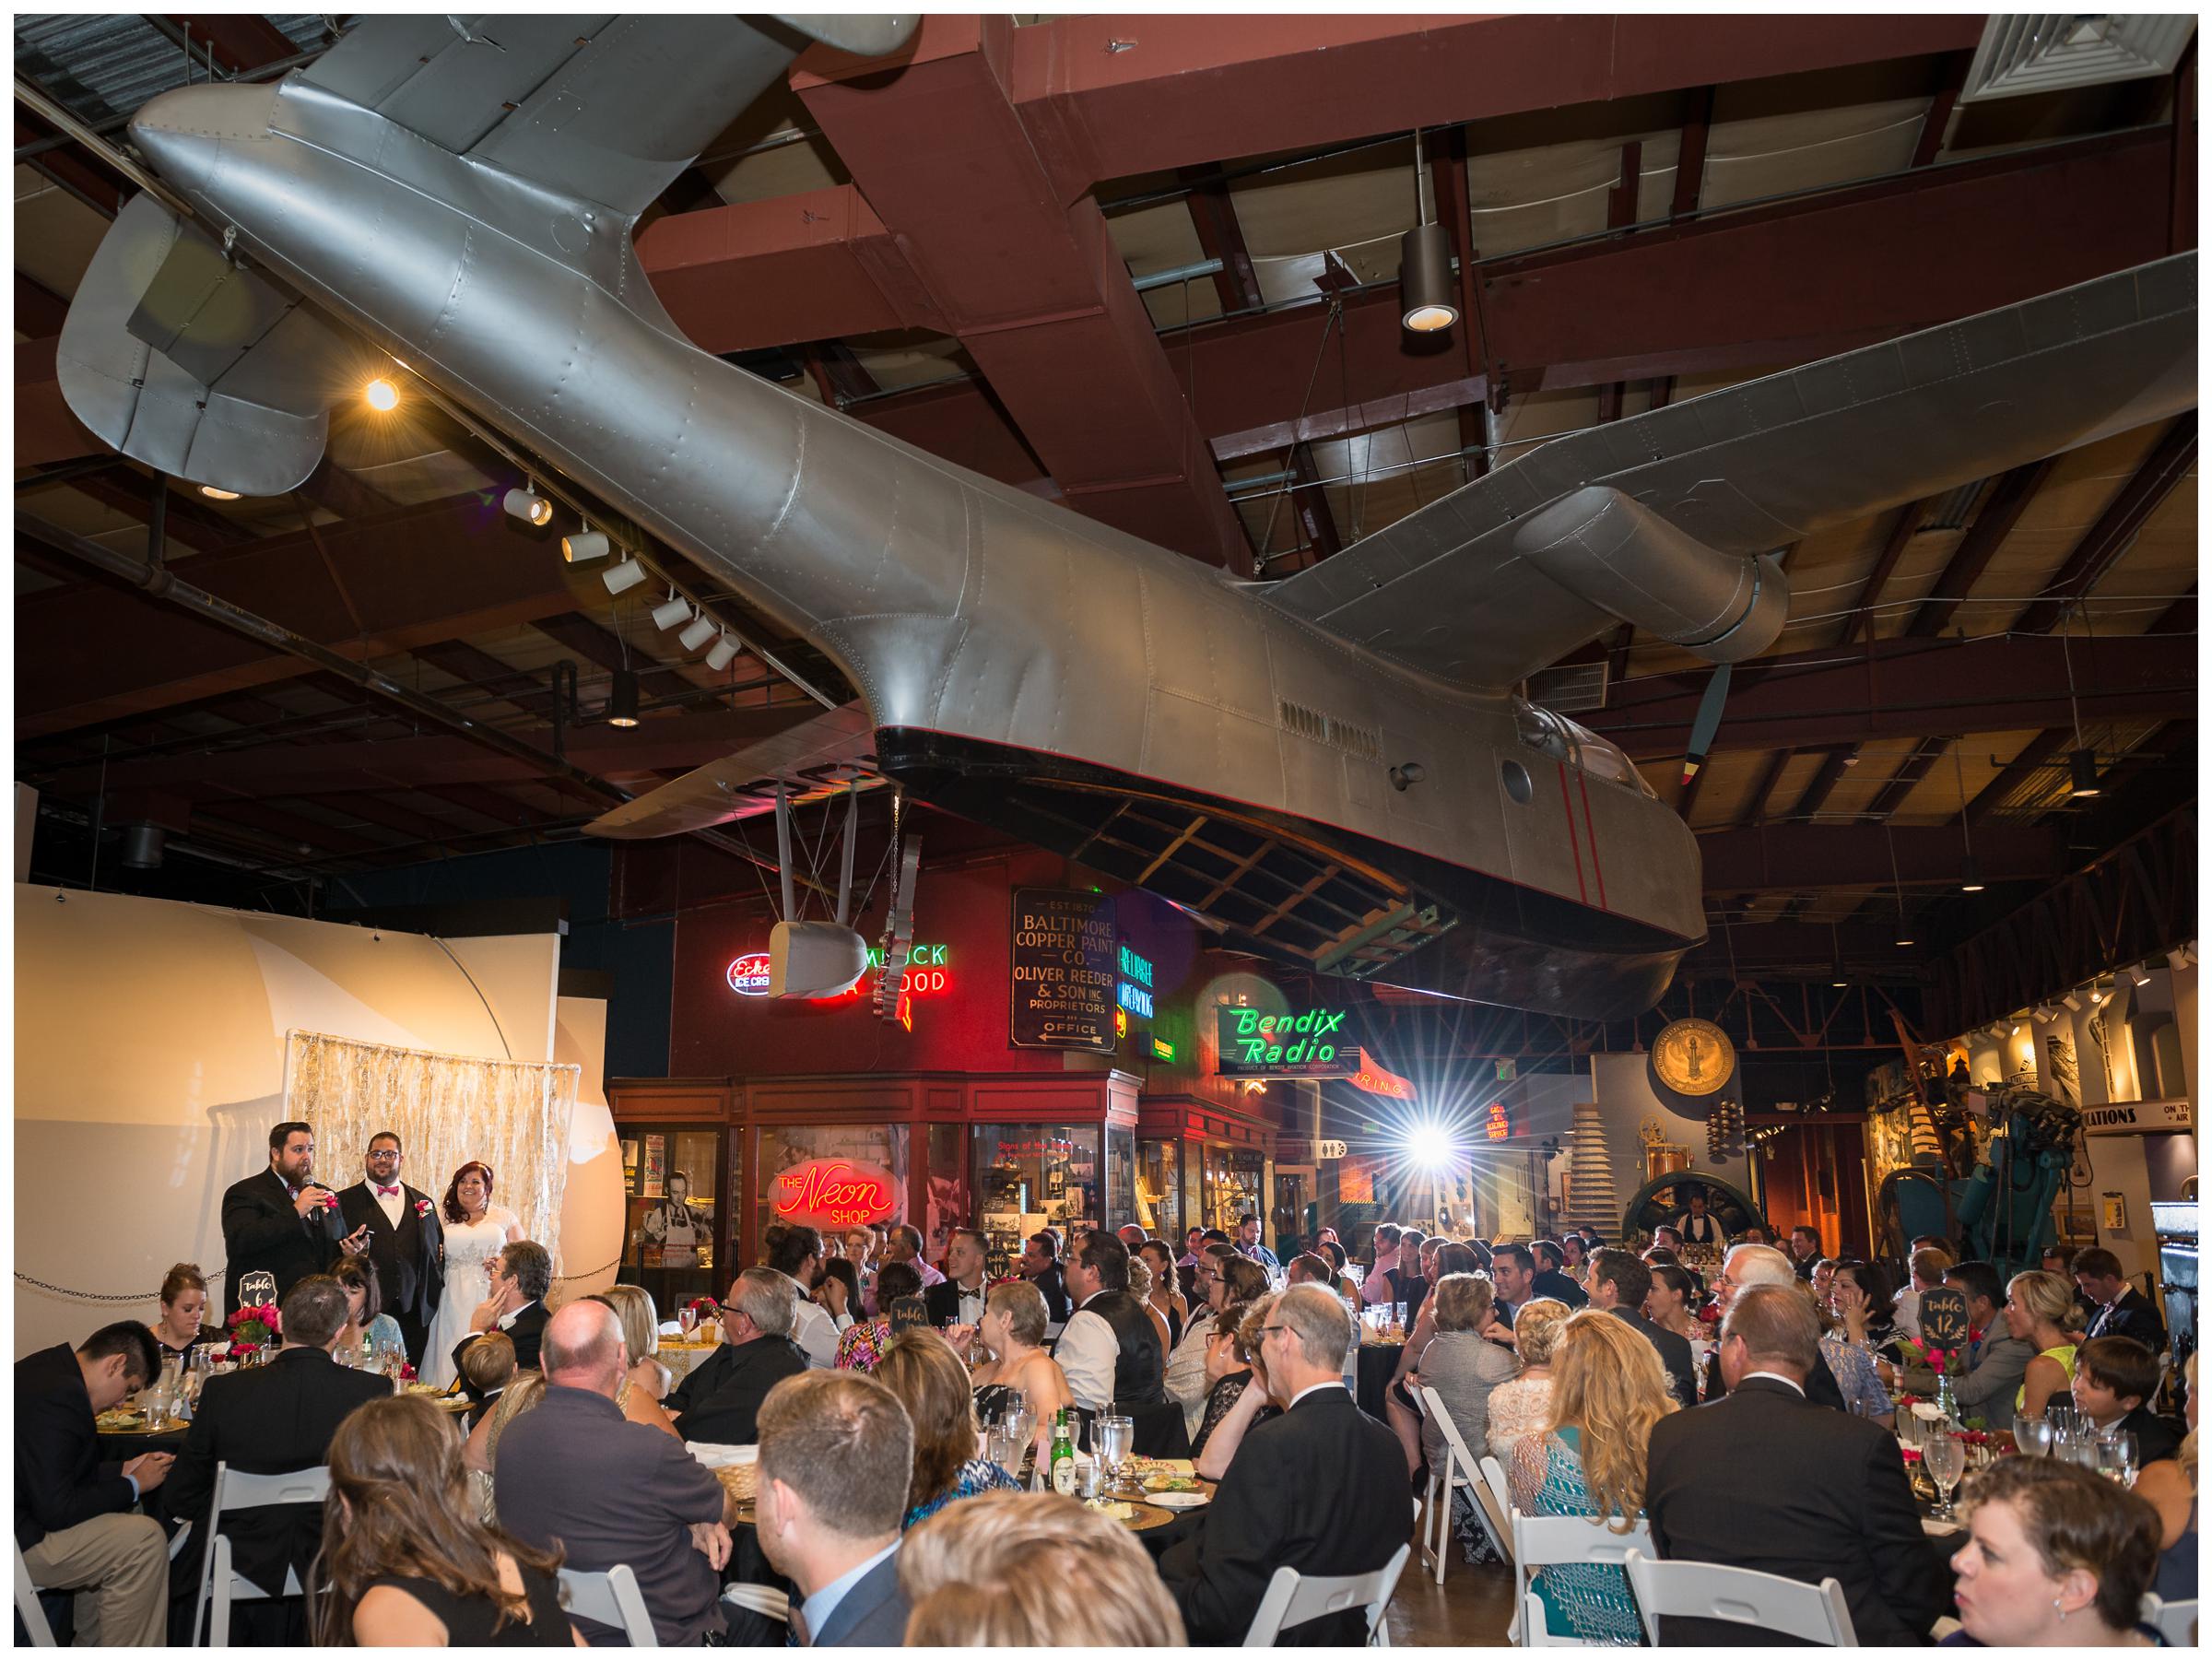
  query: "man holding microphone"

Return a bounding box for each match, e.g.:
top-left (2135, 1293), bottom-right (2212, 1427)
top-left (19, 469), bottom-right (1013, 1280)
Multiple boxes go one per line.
top-left (219, 1123), bottom-right (371, 1317)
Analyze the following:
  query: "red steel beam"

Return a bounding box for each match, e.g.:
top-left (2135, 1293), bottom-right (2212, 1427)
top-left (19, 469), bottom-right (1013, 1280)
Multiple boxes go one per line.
top-left (1583, 632), bottom-right (2197, 760)
top-left (2009, 414), bottom-right (2197, 635)
top-left (1699, 822), bottom-right (2067, 891)
top-left (795, 16), bottom-right (1252, 567)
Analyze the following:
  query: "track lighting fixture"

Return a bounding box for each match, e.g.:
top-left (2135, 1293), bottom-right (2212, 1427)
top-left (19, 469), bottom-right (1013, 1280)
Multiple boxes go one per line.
top-left (2062, 991), bottom-right (2082, 1011)
top-left (703, 633), bottom-right (739, 672)
top-left (2010, 1021), bottom-right (2024, 1037)
top-left (606, 668), bottom-right (640, 728)
top-left (650, 592), bottom-right (692, 632)
top-left (2034, 1004), bottom-right (2058, 1022)
top-left (2131, 963), bottom-right (2155, 987)
top-left (678, 613), bottom-right (720, 653)
top-left (505, 487), bottom-right (553, 526)
top-left (563, 529), bottom-right (609, 561)
top-left (2168, 946), bottom-right (2194, 972)
top-left (602, 557), bottom-right (646, 595)
top-left (2068, 747), bottom-right (2101, 797)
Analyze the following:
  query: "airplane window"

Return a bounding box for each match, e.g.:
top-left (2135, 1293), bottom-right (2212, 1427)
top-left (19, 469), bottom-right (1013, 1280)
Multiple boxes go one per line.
top-left (1560, 716), bottom-right (1657, 798)
top-left (1512, 700), bottom-right (1571, 762)
top-left (1500, 759), bottom-right (1534, 805)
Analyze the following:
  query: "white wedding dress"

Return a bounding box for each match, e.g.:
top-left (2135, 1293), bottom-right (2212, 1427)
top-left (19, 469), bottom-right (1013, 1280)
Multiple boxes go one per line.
top-left (422, 1204), bottom-right (519, 1387)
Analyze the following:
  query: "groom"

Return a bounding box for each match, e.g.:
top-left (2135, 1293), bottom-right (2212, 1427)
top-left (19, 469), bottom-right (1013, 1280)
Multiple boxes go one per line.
top-left (335, 1131), bottom-right (444, 1366)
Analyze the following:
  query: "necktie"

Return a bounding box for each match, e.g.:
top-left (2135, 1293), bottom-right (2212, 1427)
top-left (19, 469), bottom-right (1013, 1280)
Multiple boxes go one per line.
top-left (377, 1184), bottom-right (401, 1197)
top-left (786, 1605), bottom-right (810, 1646)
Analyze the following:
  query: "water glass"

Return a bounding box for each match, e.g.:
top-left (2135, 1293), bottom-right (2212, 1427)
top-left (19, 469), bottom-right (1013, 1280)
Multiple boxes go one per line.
top-left (1100, 1414), bottom-right (1134, 1483)
top-left (2012, 1417), bottom-right (2054, 1458)
top-left (677, 1304), bottom-right (699, 1340)
top-left (1924, 1433), bottom-right (1966, 1521)
top-left (2096, 1430), bottom-right (2139, 1488)
top-left (1393, 1302), bottom-right (1408, 1340)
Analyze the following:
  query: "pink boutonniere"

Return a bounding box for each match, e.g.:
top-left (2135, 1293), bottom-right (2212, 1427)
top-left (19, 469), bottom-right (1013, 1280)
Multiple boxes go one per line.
top-left (415, 1198), bottom-right (433, 1216)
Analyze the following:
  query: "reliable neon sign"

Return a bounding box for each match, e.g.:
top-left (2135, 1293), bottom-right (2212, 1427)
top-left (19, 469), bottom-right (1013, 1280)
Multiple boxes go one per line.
top-left (1116, 944), bottom-right (1155, 1019)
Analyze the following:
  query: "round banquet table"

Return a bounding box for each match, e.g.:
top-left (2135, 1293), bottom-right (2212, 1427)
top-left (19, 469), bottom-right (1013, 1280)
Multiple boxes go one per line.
top-left (94, 1416), bottom-right (191, 1462)
top-left (1356, 1342), bottom-right (1405, 1418)
top-left (657, 1337), bottom-right (720, 1390)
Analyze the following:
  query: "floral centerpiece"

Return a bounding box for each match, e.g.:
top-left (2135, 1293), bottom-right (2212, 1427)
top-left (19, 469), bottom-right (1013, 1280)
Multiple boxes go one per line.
top-left (225, 1302), bottom-right (281, 1361)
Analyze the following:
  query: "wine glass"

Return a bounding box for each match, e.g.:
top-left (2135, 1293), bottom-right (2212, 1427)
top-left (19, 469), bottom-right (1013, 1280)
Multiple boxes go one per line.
top-left (1924, 1432), bottom-right (1966, 1522)
top-left (1896, 1402), bottom-right (1924, 1454)
top-left (2012, 1417), bottom-right (2053, 1458)
top-left (2097, 1430), bottom-right (2139, 1488)
top-left (677, 1303), bottom-right (699, 1342)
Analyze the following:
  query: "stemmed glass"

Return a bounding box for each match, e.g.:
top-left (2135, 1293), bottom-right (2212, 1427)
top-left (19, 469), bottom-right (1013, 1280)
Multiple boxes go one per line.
top-left (677, 1303), bottom-right (699, 1342)
top-left (1924, 1432), bottom-right (1966, 1522)
top-left (2096, 1430), bottom-right (2139, 1488)
top-left (2011, 1417), bottom-right (2054, 1458)
top-left (1100, 1414), bottom-right (1134, 1488)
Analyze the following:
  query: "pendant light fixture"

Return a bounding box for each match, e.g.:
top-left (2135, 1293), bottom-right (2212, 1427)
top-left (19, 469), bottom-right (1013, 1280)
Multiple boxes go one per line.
top-left (2061, 610), bottom-right (2100, 795)
top-left (1830, 922), bottom-right (1849, 988)
top-left (1884, 823), bottom-right (1913, 947)
top-left (606, 668), bottom-right (640, 727)
top-left (1398, 127), bottom-right (1459, 334)
top-left (1953, 744), bottom-right (1984, 891)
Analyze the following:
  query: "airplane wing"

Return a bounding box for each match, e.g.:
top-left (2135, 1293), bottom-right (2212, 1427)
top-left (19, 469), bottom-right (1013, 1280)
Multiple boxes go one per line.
top-left (1262, 253), bottom-right (2195, 689)
top-left (300, 14), bottom-right (914, 218)
top-left (584, 701), bottom-right (882, 840)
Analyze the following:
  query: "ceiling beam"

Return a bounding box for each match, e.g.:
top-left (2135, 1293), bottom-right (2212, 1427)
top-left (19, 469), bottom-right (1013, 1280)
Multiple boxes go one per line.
top-left (529, 612), bottom-right (695, 703)
top-left (16, 273), bottom-right (70, 339)
top-left (1699, 822), bottom-right (2067, 892)
top-left (1904, 459), bottom-right (2054, 638)
top-left (1838, 497), bottom-right (1931, 646)
top-left (2009, 413), bottom-right (2197, 635)
top-left (1177, 165), bottom-right (1265, 314)
top-left (1671, 86), bottom-right (1714, 218)
top-left (408, 639), bottom-right (559, 724)
top-left (1787, 745), bottom-right (1859, 823)
top-left (166, 14), bottom-right (304, 71)
top-left (795, 17), bottom-right (1253, 567)
top-left (1911, 50), bottom-right (1974, 169)
top-left (1583, 631), bottom-right (2196, 760)
top-left (1959, 730), bottom-right (2066, 825)
top-left (1737, 748), bottom-right (1796, 829)
top-left (1860, 735), bottom-right (1952, 819)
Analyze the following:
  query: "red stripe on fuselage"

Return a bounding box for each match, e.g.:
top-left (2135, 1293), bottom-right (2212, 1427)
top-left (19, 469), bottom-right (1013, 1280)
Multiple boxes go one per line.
top-left (1557, 760), bottom-right (1590, 905)
top-left (1576, 770), bottom-right (1609, 911)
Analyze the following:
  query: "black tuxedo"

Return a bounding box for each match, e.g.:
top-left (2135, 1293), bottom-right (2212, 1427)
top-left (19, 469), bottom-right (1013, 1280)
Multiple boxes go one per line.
top-left (453, 1301), bottom-right (547, 1380)
top-left (1606, 1304), bottom-right (1698, 1408)
top-left (335, 1179), bottom-right (444, 1363)
top-left (1644, 1376), bottom-right (1947, 1645)
top-left (924, 1278), bottom-right (989, 1329)
top-left (1159, 1385), bottom-right (1408, 1644)
top-left (218, 1167), bottom-right (347, 1318)
top-left (2114, 1401), bottom-right (2184, 1466)
top-left (15, 1345), bottom-right (135, 1550)
top-left (666, 1336), bottom-right (808, 1445)
top-left (2086, 1286), bottom-right (2169, 1351)
top-left (1030, 1263), bottom-right (1072, 1323)
top-left (165, 1347), bottom-right (390, 1603)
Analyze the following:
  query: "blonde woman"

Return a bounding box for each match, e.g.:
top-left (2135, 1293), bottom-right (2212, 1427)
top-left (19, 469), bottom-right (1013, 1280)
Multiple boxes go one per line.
top-left (968, 1280), bottom-right (1071, 1466)
top-left (582, 1288), bottom-right (680, 1438)
top-left (1486, 1297), bottom-right (1570, 1460)
top-left (2006, 1269), bottom-right (2082, 1420)
top-left (1507, 1311), bottom-right (1677, 1643)
top-left (900, 1490), bottom-right (1185, 1644)
top-left (2133, 1349), bottom-right (2197, 1600)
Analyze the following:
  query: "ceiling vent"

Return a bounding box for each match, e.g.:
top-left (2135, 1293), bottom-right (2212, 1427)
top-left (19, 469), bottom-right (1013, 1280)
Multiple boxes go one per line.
top-left (1959, 15), bottom-right (2197, 103)
top-left (1527, 661), bottom-right (1609, 715)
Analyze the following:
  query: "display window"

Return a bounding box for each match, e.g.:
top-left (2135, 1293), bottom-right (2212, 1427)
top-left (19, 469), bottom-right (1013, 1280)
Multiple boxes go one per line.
top-left (757, 1123), bottom-right (909, 1245)
top-left (972, 1124), bottom-right (1100, 1279)
top-left (1203, 1143), bottom-right (1265, 1232)
top-left (1136, 1137), bottom-right (1182, 1242)
top-left (924, 1123), bottom-right (971, 1264)
top-left (620, 1125), bottom-right (723, 1310)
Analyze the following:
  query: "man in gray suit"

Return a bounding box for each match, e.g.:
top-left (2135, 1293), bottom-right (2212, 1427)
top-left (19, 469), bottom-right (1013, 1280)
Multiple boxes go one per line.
top-left (497, 1302), bottom-right (732, 1645)
top-left (755, 1371), bottom-right (913, 1646)
top-left (1946, 1260), bottom-right (2038, 1423)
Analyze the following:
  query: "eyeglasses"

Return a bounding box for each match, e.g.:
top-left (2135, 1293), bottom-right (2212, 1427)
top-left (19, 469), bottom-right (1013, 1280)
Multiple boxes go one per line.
top-left (1260, 1325), bottom-right (1290, 1338)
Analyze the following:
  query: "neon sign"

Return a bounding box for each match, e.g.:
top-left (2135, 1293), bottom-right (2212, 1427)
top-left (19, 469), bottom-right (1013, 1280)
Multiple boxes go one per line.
top-left (772, 1158), bottom-right (897, 1228)
top-left (1485, 1101), bottom-right (1512, 1140)
top-left (1116, 945), bottom-right (1155, 1018)
top-left (735, 942), bottom-right (953, 1005)
top-left (1151, 1036), bottom-right (1175, 1063)
top-left (1214, 1004), bottom-right (1364, 1078)
top-left (1349, 1050), bottom-right (1414, 1100)
top-left (727, 953), bottom-right (772, 996)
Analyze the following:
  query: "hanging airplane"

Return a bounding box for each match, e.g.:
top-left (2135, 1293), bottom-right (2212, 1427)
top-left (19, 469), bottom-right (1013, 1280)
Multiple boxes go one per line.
top-left (55, 16), bottom-right (2197, 1019)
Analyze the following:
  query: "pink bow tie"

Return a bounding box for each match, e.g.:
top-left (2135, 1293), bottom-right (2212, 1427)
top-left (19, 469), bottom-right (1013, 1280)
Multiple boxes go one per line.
top-left (377, 1184), bottom-right (401, 1197)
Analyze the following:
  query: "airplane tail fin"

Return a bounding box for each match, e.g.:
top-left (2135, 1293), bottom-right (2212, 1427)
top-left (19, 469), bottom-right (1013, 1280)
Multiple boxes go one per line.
top-left (56, 194), bottom-right (360, 496)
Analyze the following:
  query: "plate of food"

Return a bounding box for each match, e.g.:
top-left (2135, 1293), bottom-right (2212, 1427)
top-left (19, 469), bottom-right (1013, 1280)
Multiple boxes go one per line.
top-left (94, 1409), bottom-right (145, 1431)
top-left (1149, 1490), bottom-right (1209, 1511)
top-left (1081, 1498), bottom-right (1136, 1521)
top-left (1140, 1471), bottom-right (1203, 1493)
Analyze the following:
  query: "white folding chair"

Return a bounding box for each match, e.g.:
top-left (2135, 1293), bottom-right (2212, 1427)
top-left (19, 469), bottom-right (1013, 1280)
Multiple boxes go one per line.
top-left (14, 1539), bottom-right (56, 1647)
top-left (1511, 1509), bottom-right (1653, 1646)
top-left (1418, 1386), bottom-right (1505, 1584)
top-left (194, 1463), bottom-right (330, 1647)
top-left (559, 1563), bottom-right (658, 1647)
top-left (1241, 1541), bottom-right (1410, 1647)
top-left (1622, 1549), bottom-right (1857, 1646)
top-left (2143, 1594), bottom-right (2197, 1647)
top-left (722, 1582), bottom-right (791, 1626)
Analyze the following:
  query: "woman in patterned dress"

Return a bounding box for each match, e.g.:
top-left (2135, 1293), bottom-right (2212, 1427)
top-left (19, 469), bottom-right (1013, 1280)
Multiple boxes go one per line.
top-left (1507, 1310), bottom-right (1677, 1644)
top-left (1486, 1298), bottom-right (1571, 1460)
top-left (834, 1260), bottom-right (922, 1372)
top-left (877, 1328), bottom-right (1022, 1529)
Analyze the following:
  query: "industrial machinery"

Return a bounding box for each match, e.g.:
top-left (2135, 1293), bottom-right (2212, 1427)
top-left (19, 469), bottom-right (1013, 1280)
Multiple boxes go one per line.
top-left (1877, 1082), bottom-right (2085, 1282)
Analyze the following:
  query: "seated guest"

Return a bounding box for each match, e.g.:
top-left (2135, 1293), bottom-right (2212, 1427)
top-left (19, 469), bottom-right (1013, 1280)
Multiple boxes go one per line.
top-left (1232, 1212), bottom-right (1281, 1271)
top-left (1125, 1253), bottom-right (1171, 1359)
top-left (1488, 1243), bottom-right (1538, 1324)
top-left (1286, 1251), bottom-right (1360, 1386)
top-left (1787, 1224), bottom-right (1824, 1281)
top-left (1946, 1455), bottom-right (2163, 1647)
top-left (1818, 1306), bottom-right (1896, 1425)
top-left (900, 1490), bottom-right (1187, 1644)
top-left (1585, 1249), bottom-right (1695, 1408)
top-left (463, 1373), bottom-right (546, 1525)
top-left (1809, 1255), bottom-right (1838, 1302)
top-left (17, 1321), bottom-right (169, 1646)
top-left (1559, 1231), bottom-right (1590, 1287)
top-left (454, 1241), bottom-right (550, 1378)
top-left (1704, 1244), bottom-right (1852, 1411)
top-left (1158, 1285), bottom-right (1407, 1643)
top-left (1409, 1273), bottom-right (1520, 1477)
top-left (1828, 1256), bottom-right (1903, 1363)
top-left (1018, 1231), bottom-right (1072, 1324)
top-left (580, 1291), bottom-right (681, 1440)
top-left (1945, 1259), bottom-right (2039, 1418)
top-left (496, 1301), bottom-right (731, 1645)
top-left (1644, 1283), bottom-right (1947, 1644)
top-left (457, 1332), bottom-right (515, 1430)
top-left (1487, 1299), bottom-right (1571, 1459)
top-left (1177, 1225), bottom-right (1208, 1269)
top-left (1893, 1244), bottom-right (1955, 1344)
top-left (1529, 1238), bottom-right (1589, 1309)
top-left (1316, 1239), bottom-right (1362, 1302)
top-left (1137, 1239), bottom-right (1190, 1353)
top-left (767, 1222), bottom-right (842, 1369)
top-left (1508, 1311), bottom-right (1677, 1643)
top-left (876, 1330), bottom-right (1021, 1528)
top-left (1371, 1228), bottom-right (1426, 1309)
top-left (1164, 1245), bottom-right (1246, 1436)
top-left (148, 1263), bottom-right (222, 1361)
top-left (754, 1372), bottom-right (915, 1645)
top-left (1641, 1261), bottom-right (1710, 1352)
top-left (969, 1281), bottom-right (1071, 1464)
top-left (2133, 1350), bottom-right (2197, 1603)
top-left (814, 1256), bottom-right (862, 1335)
top-left (333, 1252), bottom-right (406, 1361)
top-left (309, 1395), bottom-right (576, 1647)
top-left (671, 1266), bottom-right (808, 1443)
top-left (1192, 1297), bottom-right (1279, 1481)
top-left (1650, 1223), bottom-right (1685, 1251)
top-left (591, 1282), bottom-right (673, 1405)
top-left (835, 1261), bottom-right (923, 1373)
top-left (2072, 1336), bottom-right (2183, 1463)
top-left (1395, 1235), bottom-right (1442, 1321)
top-left (1053, 1231), bottom-right (1166, 1417)
top-left (1384, 1243), bottom-right (1488, 1473)
top-left (924, 1228), bottom-right (992, 1333)
top-left (2008, 1268), bottom-right (2084, 1420)
top-left (879, 1223), bottom-right (947, 1302)
top-left (1359, 1223), bottom-right (1405, 1307)
top-left (2073, 1245), bottom-right (2170, 1350)
top-left (166, 1275), bottom-right (392, 1627)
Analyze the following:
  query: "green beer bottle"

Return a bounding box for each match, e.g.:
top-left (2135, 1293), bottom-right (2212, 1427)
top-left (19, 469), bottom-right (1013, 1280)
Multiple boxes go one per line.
top-left (1049, 1408), bottom-right (1077, 1496)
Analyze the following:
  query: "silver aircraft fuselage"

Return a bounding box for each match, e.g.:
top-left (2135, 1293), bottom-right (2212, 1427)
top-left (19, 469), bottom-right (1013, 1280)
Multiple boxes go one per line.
top-left (125, 76), bottom-right (1700, 1016)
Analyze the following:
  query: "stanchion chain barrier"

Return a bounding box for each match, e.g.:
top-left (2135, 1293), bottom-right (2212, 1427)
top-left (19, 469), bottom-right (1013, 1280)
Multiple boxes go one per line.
top-left (552, 1256), bottom-right (622, 1283)
top-left (17, 1268), bottom-right (226, 1302)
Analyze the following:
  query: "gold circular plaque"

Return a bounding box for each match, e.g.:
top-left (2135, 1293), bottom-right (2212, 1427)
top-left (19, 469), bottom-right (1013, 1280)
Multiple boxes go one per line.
top-left (1651, 1019), bottom-right (1735, 1097)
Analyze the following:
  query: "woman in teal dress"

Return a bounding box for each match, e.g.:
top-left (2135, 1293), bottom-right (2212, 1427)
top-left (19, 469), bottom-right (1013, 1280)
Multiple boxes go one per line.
top-left (1507, 1310), bottom-right (1678, 1644)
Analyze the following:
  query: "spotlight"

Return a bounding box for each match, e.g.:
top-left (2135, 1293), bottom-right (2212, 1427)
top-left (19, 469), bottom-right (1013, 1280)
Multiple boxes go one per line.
top-left (363, 378), bottom-right (399, 411)
top-left (1406, 1122), bottom-right (1455, 1169)
top-left (603, 558), bottom-right (647, 595)
top-left (563, 530), bottom-right (609, 562)
top-left (2169, 946), bottom-right (2196, 972)
top-left (2068, 748), bottom-right (2101, 797)
top-left (1830, 962), bottom-right (1848, 989)
top-left (1959, 854), bottom-right (1984, 893)
top-left (650, 593), bottom-right (692, 631)
top-left (606, 668), bottom-right (640, 728)
top-left (2131, 963), bottom-right (2154, 987)
top-left (2089, 987), bottom-right (2105, 1006)
top-left (703, 632), bottom-right (739, 672)
top-left (199, 485), bottom-right (241, 501)
top-left (677, 613), bottom-right (720, 653)
top-left (2010, 1022), bottom-right (2023, 1037)
top-left (505, 488), bottom-right (553, 526)
top-left (1397, 220), bottom-right (1459, 333)
top-left (2062, 991), bottom-right (2082, 1011)
top-left (1893, 929), bottom-right (1915, 947)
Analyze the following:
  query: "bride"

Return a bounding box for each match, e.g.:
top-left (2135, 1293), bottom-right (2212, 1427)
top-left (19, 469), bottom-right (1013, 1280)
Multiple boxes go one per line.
top-left (422, 1160), bottom-right (522, 1386)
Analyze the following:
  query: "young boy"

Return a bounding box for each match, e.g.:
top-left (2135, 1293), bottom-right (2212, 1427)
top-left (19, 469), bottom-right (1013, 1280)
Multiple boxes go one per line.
top-left (2071, 1335), bottom-right (2183, 1464)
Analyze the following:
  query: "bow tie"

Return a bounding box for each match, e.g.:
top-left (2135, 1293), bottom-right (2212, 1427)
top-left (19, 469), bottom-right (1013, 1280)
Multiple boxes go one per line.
top-left (376, 1184), bottom-right (401, 1197)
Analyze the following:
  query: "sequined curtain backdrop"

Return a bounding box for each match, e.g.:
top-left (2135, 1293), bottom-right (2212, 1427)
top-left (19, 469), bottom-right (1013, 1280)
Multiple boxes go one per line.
top-left (286, 1031), bottom-right (581, 1265)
